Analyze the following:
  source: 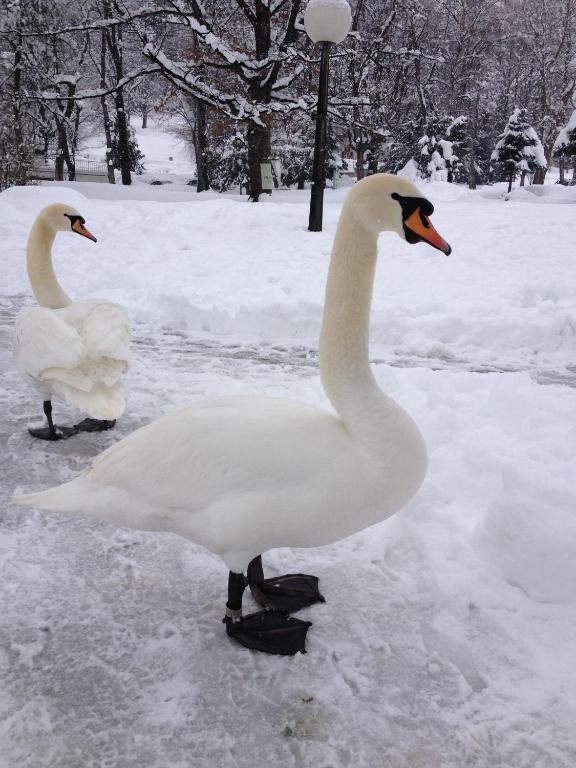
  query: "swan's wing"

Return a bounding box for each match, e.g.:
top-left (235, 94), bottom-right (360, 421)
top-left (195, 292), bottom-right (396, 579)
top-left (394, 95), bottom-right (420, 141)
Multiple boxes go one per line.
top-left (14, 397), bottom-right (364, 561)
top-left (13, 303), bottom-right (129, 419)
top-left (81, 301), bottom-right (130, 364)
top-left (13, 307), bottom-right (85, 382)
top-left (55, 301), bottom-right (129, 416)
top-left (74, 301), bottom-right (130, 386)
top-left (85, 397), bottom-right (352, 510)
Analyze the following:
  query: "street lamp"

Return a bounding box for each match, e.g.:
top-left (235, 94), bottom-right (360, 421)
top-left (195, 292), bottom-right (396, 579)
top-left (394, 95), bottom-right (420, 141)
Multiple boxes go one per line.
top-left (304, 0), bottom-right (352, 232)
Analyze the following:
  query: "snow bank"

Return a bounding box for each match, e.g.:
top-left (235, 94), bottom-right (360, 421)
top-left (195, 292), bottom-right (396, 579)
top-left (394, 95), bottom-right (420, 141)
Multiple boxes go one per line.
top-left (505, 183), bottom-right (576, 204)
top-left (480, 472), bottom-right (576, 604)
top-left (2, 179), bottom-right (575, 374)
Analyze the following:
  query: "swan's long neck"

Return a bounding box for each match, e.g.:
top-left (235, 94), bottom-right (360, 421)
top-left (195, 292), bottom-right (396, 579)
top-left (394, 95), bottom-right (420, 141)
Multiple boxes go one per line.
top-left (319, 209), bottom-right (381, 422)
top-left (27, 219), bottom-right (72, 308)
top-left (319, 208), bottom-right (427, 501)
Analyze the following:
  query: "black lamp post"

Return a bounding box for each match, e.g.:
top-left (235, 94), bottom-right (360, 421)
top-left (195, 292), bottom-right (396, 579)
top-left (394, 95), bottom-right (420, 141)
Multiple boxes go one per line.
top-left (308, 42), bottom-right (331, 232)
top-left (304, 0), bottom-right (352, 232)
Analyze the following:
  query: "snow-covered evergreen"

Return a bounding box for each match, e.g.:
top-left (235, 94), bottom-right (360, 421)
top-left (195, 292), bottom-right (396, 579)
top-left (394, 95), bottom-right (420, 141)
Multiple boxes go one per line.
top-left (110, 123), bottom-right (145, 175)
top-left (552, 109), bottom-right (576, 183)
top-left (416, 115), bottom-right (469, 183)
top-left (491, 108), bottom-right (546, 192)
top-left (207, 131), bottom-right (249, 193)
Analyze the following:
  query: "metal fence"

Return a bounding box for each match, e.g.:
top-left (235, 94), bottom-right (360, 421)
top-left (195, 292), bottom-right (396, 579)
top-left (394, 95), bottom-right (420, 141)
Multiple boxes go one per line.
top-left (31, 157), bottom-right (109, 180)
top-left (75, 159), bottom-right (108, 175)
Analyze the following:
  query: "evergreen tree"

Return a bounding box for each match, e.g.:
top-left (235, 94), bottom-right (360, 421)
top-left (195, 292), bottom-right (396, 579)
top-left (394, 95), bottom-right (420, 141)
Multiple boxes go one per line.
top-left (0, 108), bottom-right (33, 190)
top-left (552, 110), bottom-right (576, 184)
top-left (206, 132), bottom-right (249, 193)
top-left (416, 116), bottom-right (451, 180)
top-left (467, 106), bottom-right (500, 187)
top-left (110, 121), bottom-right (145, 175)
top-left (443, 116), bottom-right (470, 183)
top-left (276, 139), bottom-right (312, 190)
top-left (385, 118), bottom-right (423, 175)
top-left (491, 108), bottom-right (546, 193)
top-left (415, 115), bottom-right (469, 183)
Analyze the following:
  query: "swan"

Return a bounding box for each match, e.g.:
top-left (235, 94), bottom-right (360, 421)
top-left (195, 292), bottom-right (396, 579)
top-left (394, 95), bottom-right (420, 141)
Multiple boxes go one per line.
top-left (13, 203), bottom-right (130, 440)
top-left (14, 175), bottom-right (451, 654)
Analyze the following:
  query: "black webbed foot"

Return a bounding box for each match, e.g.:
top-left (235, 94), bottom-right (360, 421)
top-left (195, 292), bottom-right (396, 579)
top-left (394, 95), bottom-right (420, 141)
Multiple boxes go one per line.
top-left (74, 418), bottom-right (116, 433)
top-left (28, 425), bottom-right (78, 441)
top-left (247, 556), bottom-right (325, 614)
top-left (29, 400), bottom-right (78, 441)
top-left (225, 610), bottom-right (311, 655)
top-left (225, 564), bottom-right (320, 655)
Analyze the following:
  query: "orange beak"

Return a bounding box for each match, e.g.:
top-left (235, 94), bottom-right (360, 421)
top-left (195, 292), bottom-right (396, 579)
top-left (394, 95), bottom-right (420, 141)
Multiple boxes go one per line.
top-left (71, 219), bottom-right (97, 242)
top-left (405, 208), bottom-right (451, 255)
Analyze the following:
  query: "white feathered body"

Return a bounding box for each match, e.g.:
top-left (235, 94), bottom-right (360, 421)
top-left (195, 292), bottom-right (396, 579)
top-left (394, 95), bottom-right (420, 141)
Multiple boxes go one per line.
top-left (14, 395), bottom-right (427, 572)
top-left (13, 298), bottom-right (130, 420)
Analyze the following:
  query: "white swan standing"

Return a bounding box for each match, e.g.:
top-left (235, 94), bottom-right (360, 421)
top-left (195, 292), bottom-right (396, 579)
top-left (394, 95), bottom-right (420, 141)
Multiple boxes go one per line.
top-left (14, 176), bottom-right (451, 654)
top-left (13, 203), bottom-right (130, 440)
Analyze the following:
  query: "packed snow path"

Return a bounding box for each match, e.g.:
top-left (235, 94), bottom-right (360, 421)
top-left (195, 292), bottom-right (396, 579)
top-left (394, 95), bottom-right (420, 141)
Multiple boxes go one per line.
top-left (2, 302), bottom-right (575, 768)
top-left (1, 179), bottom-right (575, 767)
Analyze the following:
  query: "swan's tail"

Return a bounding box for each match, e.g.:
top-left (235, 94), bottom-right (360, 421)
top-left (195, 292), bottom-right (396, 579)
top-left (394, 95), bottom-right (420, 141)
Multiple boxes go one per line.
top-left (50, 380), bottom-right (126, 420)
top-left (13, 477), bottom-right (160, 532)
top-left (13, 477), bottom-right (101, 514)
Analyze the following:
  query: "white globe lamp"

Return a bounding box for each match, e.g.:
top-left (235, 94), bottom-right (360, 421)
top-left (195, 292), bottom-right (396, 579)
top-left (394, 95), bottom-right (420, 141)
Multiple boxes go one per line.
top-left (304, 0), bottom-right (352, 44)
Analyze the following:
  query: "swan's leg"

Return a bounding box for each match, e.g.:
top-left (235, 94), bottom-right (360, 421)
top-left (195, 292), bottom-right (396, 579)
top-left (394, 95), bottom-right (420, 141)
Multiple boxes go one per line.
top-left (224, 570), bottom-right (311, 655)
top-left (74, 418), bottom-right (116, 433)
top-left (247, 555), bottom-right (325, 614)
top-left (28, 400), bottom-right (77, 441)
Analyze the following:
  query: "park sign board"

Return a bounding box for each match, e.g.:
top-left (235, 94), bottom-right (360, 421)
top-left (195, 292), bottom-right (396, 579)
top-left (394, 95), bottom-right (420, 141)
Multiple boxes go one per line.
top-left (260, 163), bottom-right (274, 191)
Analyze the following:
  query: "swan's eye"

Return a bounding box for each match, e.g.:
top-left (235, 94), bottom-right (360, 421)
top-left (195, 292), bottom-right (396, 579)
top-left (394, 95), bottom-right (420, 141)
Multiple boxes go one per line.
top-left (391, 193), bottom-right (434, 220)
top-left (64, 213), bottom-right (80, 228)
top-left (419, 209), bottom-right (431, 229)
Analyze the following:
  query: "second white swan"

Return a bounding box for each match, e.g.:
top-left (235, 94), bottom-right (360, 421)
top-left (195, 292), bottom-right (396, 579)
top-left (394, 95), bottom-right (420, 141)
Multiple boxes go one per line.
top-left (13, 203), bottom-right (130, 440)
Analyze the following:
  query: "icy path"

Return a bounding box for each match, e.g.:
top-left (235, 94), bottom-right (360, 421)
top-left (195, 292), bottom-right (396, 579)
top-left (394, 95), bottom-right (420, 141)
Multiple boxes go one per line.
top-left (1, 296), bottom-right (575, 768)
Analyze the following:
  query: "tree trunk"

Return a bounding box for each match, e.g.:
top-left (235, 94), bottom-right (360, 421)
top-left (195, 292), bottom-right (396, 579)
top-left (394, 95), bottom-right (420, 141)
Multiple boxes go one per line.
top-left (245, 2), bottom-right (274, 202)
top-left (142, 107), bottom-right (148, 129)
top-left (51, 34), bottom-right (78, 183)
top-left (68, 105), bottom-right (82, 181)
top-left (101, 96), bottom-right (116, 183)
top-left (467, 95), bottom-right (479, 189)
top-left (114, 89), bottom-right (132, 185)
top-left (354, 145), bottom-right (365, 180)
top-left (507, 174), bottom-right (513, 193)
top-left (105, 11), bottom-right (131, 185)
top-left (55, 111), bottom-right (74, 181)
top-left (246, 118), bottom-right (271, 202)
top-left (100, 31), bottom-right (116, 183)
top-left (192, 97), bottom-right (210, 192)
top-left (467, 154), bottom-right (477, 188)
top-left (559, 156), bottom-right (565, 184)
top-left (11, 31), bottom-right (30, 186)
top-left (533, 165), bottom-right (546, 184)
top-left (55, 153), bottom-right (64, 181)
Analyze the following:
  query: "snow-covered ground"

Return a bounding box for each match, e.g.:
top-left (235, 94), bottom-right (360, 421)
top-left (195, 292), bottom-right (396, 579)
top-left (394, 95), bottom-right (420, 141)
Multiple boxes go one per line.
top-left (1, 155), bottom-right (575, 767)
